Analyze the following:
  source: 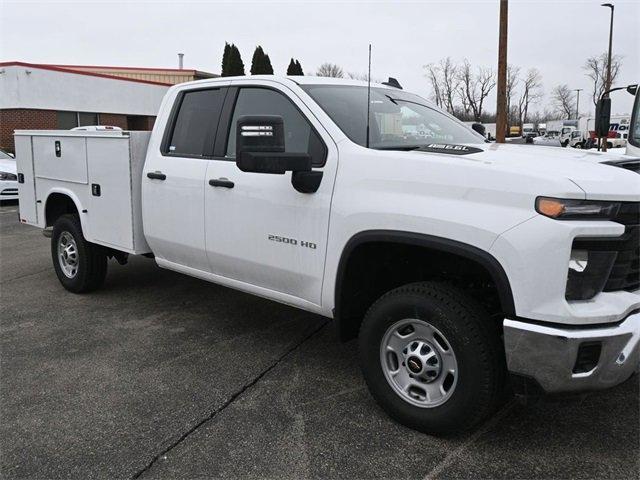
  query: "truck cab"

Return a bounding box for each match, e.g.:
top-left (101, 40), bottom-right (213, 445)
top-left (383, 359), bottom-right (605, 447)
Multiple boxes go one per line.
top-left (14, 76), bottom-right (640, 436)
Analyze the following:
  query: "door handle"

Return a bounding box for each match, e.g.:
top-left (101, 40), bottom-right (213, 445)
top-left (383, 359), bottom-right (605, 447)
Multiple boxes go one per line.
top-left (147, 171), bottom-right (166, 180)
top-left (209, 178), bottom-right (234, 188)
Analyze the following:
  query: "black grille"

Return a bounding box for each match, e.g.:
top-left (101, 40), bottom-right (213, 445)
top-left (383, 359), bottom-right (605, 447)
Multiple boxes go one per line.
top-left (606, 203), bottom-right (639, 292)
top-left (574, 203), bottom-right (640, 294)
top-left (603, 226), bottom-right (639, 292)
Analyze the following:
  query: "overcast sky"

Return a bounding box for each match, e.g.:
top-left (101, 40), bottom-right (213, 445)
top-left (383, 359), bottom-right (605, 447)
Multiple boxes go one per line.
top-left (1, 0), bottom-right (638, 115)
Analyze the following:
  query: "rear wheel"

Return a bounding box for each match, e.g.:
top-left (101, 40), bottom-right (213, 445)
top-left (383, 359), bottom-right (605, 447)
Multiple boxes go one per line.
top-left (51, 214), bottom-right (107, 293)
top-left (359, 282), bottom-right (506, 435)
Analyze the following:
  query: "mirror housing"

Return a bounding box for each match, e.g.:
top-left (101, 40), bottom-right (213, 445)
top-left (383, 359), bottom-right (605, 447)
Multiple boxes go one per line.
top-left (471, 123), bottom-right (486, 136)
top-left (595, 98), bottom-right (611, 138)
top-left (235, 115), bottom-right (312, 174)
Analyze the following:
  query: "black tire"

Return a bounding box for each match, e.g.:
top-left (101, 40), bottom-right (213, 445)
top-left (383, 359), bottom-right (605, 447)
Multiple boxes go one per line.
top-left (51, 214), bottom-right (107, 293)
top-left (358, 281), bottom-right (506, 435)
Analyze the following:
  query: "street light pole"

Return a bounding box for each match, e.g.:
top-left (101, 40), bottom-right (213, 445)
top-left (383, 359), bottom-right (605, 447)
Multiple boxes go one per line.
top-left (574, 88), bottom-right (582, 119)
top-left (601, 3), bottom-right (614, 152)
top-left (495, 0), bottom-right (508, 143)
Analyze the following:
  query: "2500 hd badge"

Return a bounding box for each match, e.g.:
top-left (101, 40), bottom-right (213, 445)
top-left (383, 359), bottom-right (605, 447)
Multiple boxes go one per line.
top-left (268, 234), bottom-right (317, 250)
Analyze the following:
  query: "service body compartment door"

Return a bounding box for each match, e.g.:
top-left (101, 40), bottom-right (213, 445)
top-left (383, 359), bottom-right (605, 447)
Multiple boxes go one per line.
top-left (86, 136), bottom-right (134, 250)
top-left (32, 136), bottom-right (88, 184)
top-left (14, 135), bottom-right (38, 224)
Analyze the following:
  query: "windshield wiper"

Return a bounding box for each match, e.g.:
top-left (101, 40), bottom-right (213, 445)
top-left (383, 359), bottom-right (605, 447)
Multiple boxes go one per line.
top-left (374, 145), bottom-right (426, 151)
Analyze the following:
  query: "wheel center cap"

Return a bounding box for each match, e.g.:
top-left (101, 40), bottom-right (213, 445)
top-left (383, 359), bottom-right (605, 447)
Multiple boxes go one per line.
top-left (407, 356), bottom-right (422, 374)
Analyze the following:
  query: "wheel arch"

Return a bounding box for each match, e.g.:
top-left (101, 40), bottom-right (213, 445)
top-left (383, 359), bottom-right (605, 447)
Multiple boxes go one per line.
top-left (333, 230), bottom-right (516, 341)
top-left (44, 189), bottom-right (86, 232)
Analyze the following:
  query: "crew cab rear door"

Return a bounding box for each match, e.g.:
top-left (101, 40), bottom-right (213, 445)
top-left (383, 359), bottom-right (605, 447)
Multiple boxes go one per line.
top-left (203, 81), bottom-right (337, 306)
top-left (142, 83), bottom-right (230, 272)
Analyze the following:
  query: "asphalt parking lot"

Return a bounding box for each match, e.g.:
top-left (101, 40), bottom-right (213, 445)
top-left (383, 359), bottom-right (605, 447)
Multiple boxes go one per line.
top-left (1, 201), bottom-right (638, 479)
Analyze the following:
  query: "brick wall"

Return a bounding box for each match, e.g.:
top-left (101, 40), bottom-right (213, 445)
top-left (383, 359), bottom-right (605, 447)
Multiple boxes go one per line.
top-left (0, 109), bottom-right (57, 153)
top-left (99, 113), bottom-right (128, 129)
top-left (0, 110), bottom-right (157, 152)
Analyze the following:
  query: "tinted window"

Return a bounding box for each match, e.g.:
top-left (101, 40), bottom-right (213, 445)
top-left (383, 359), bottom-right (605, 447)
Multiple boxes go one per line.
top-left (57, 111), bottom-right (77, 129)
top-left (79, 112), bottom-right (99, 126)
top-left (168, 88), bottom-right (226, 157)
top-left (226, 88), bottom-right (326, 166)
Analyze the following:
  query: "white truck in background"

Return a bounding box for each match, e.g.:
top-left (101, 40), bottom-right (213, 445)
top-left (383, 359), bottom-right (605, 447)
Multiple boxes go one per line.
top-left (15, 76), bottom-right (640, 435)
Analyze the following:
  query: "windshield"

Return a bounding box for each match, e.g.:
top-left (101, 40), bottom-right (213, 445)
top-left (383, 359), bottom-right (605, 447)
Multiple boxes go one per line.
top-left (301, 85), bottom-right (483, 149)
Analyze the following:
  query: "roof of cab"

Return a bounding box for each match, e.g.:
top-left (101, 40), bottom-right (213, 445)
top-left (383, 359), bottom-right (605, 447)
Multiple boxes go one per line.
top-left (173, 75), bottom-right (395, 91)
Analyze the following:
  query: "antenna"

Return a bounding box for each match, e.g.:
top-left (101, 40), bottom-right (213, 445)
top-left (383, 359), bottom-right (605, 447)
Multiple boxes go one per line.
top-left (366, 44), bottom-right (372, 148)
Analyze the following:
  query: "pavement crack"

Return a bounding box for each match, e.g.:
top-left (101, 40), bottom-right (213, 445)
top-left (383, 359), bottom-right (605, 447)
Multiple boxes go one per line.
top-left (130, 319), bottom-right (329, 479)
top-left (422, 399), bottom-right (517, 480)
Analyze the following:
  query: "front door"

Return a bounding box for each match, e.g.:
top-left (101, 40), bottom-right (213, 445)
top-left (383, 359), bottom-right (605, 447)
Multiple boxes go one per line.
top-left (204, 82), bottom-right (337, 305)
top-left (143, 85), bottom-right (229, 272)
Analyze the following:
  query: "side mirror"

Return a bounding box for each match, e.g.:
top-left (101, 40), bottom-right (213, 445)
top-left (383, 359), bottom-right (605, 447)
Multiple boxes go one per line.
top-left (235, 115), bottom-right (311, 174)
top-left (471, 123), bottom-right (486, 136)
top-left (595, 97), bottom-right (611, 137)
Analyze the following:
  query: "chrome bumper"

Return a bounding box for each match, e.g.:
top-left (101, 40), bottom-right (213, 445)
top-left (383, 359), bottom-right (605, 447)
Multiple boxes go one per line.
top-left (503, 312), bottom-right (640, 393)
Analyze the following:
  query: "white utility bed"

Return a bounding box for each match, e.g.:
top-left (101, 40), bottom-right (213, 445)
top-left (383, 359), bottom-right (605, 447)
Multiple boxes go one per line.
top-left (14, 130), bottom-right (151, 254)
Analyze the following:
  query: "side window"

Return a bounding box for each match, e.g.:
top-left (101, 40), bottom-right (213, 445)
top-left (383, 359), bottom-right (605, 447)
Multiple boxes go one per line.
top-left (225, 88), bottom-right (326, 166)
top-left (166, 88), bottom-right (226, 157)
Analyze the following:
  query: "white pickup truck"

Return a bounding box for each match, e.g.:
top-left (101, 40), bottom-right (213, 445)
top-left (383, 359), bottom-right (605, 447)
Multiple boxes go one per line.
top-left (15, 76), bottom-right (640, 435)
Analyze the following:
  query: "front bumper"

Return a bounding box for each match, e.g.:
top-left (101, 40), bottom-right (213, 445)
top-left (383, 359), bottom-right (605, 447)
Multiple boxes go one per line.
top-left (503, 312), bottom-right (640, 393)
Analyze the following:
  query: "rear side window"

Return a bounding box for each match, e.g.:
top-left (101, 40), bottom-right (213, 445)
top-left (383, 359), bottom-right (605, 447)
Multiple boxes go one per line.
top-left (166, 88), bottom-right (226, 157)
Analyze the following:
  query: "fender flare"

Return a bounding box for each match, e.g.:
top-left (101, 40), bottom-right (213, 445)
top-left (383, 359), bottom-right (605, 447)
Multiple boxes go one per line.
top-left (44, 188), bottom-right (88, 235)
top-left (333, 230), bottom-right (516, 330)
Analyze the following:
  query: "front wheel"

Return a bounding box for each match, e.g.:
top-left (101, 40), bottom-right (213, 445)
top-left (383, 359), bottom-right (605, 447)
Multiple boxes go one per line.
top-left (51, 214), bottom-right (107, 293)
top-left (359, 282), bottom-right (506, 435)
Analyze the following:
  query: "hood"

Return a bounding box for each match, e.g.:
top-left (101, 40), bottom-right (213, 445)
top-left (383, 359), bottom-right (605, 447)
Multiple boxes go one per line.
top-left (411, 143), bottom-right (639, 202)
top-left (0, 158), bottom-right (17, 175)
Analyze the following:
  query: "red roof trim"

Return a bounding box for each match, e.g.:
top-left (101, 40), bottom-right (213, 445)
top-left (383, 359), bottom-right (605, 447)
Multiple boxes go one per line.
top-left (0, 61), bottom-right (174, 86)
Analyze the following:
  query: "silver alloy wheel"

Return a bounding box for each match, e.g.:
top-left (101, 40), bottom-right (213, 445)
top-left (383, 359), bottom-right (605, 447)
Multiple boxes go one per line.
top-left (57, 231), bottom-right (79, 278)
top-left (380, 318), bottom-right (458, 408)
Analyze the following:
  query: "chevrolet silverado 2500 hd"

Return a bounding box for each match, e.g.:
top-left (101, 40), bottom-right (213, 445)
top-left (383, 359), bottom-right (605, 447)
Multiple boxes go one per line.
top-left (15, 76), bottom-right (640, 435)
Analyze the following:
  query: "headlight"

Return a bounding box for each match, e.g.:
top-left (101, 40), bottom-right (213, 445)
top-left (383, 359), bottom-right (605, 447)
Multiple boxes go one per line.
top-left (0, 171), bottom-right (17, 181)
top-left (536, 197), bottom-right (620, 220)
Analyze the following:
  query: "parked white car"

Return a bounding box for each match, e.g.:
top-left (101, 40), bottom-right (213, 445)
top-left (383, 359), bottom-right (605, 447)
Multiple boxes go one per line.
top-left (14, 76), bottom-right (640, 435)
top-left (0, 150), bottom-right (18, 201)
top-left (533, 131), bottom-right (562, 147)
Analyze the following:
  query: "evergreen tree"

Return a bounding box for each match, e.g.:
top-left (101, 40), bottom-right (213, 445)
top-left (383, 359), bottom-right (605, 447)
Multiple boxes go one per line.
top-left (287, 58), bottom-right (297, 75)
top-left (287, 58), bottom-right (303, 76)
top-left (251, 45), bottom-right (264, 75)
top-left (251, 46), bottom-right (274, 75)
top-left (228, 44), bottom-right (245, 76)
top-left (221, 42), bottom-right (231, 77)
top-left (262, 53), bottom-right (274, 74)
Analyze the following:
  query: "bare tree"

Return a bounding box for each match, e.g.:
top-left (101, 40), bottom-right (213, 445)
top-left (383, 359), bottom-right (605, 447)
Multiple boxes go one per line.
top-left (506, 64), bottom-right (520, 125)
top-left (583, 52), bottom-right (623, 107)
top-left (517, 68), bottom-right (543, 124)
top-left (439, 57), bottom-right (459, 114)
top-left (346, 72), bottom-right (382, 82)
top-left (423, 58), bottom-right (459, 114)
top-left (424, 63), bottom-right (444, 108)
top-left (316, 63), bottom-right (344, 78)
top-left (457, 60), bottom-right (496, 121)
top-left (552, 84), bottom-right (575, 119)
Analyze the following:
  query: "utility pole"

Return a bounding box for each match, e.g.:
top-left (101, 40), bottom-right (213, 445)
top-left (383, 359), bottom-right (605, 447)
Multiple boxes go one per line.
top-left (574, 88), bottom-right (582, 119)
top-left (601, 3), bottom-right (614, 152)
top-left (495, 0), bottom-right (508, 143)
